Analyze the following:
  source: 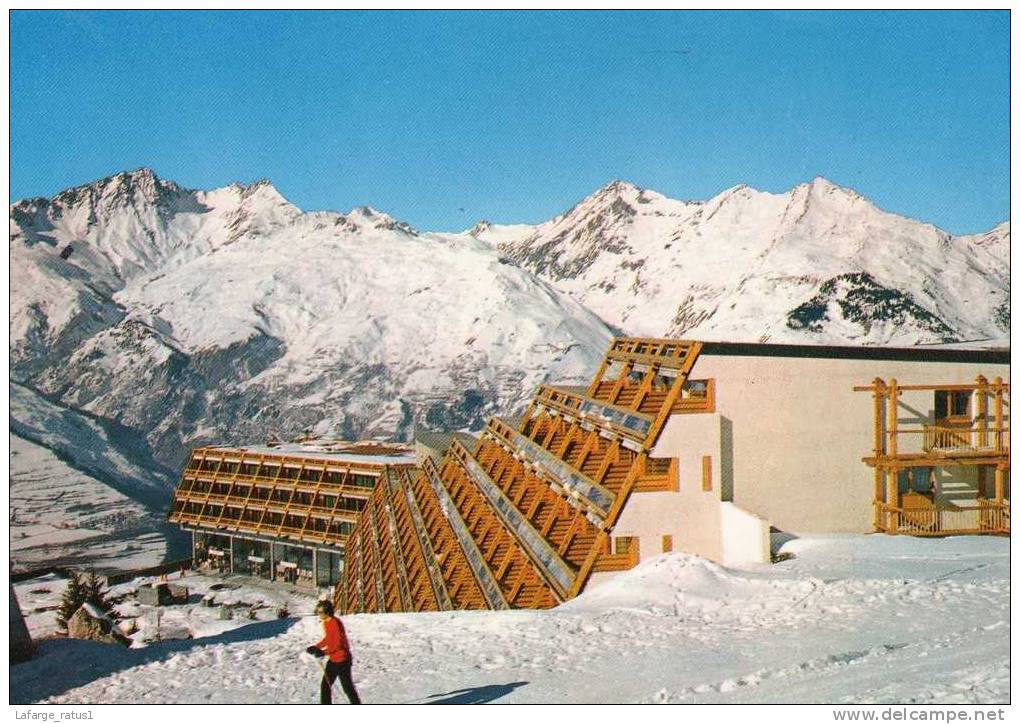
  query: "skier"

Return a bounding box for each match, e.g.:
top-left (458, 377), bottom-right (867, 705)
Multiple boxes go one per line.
top-left (306, 599), bottom-right (361, 705)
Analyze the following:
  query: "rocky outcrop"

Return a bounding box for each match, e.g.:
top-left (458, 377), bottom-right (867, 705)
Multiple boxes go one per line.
top-left (67, 603), bottom-right (130, 646)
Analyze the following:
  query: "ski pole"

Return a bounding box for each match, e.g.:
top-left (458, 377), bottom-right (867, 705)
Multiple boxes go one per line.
top-left (315, 656), bottom-right (335, 699)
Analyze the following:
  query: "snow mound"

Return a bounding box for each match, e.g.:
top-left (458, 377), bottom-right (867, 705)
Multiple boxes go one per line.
top-left (562, 553), bottom-right (809, 614)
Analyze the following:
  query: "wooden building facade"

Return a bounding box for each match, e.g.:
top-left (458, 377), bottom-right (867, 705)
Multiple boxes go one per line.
top-left (337, 339), bottom-right (717, 613)
top-left (167, 442), bottom-right (418, 589)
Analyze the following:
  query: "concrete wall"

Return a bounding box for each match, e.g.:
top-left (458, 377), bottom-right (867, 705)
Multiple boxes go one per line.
top-left (10, 584), bottom-right (34, 663)
top-left (618, 413), bottom-right (726, 562)
top-left (605, 411), bottom-right (769, 566)
top-left (720, 502), bottom-right (771, 565)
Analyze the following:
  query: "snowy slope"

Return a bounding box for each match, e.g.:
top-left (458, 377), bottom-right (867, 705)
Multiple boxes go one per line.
top-left (11, 535), bottom-right (1008, 704)
top-left (497, 179), bottom-right (1010, 345)
top-left (10, 382), bottom-right (184, 572)
top-left (10, 169), bottom-right (614, 475)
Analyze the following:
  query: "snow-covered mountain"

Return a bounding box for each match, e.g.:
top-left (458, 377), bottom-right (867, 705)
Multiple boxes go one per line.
top-left (10, 382), bottom-right (184, 572)
top-left (9, 169), bottom-right (1007, 569)
top-left (10, 169), bottom-right (614, 480)
top-left (493, 178), bottom-right (1009, 345)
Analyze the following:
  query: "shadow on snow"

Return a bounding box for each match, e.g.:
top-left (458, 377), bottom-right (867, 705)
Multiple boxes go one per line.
top-left (10, 617), bottom-right (298, 704)
top-left (424, 681), bottom-right (529, 704)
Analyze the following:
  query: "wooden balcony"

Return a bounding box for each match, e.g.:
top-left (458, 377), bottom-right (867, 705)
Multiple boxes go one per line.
top-left (922, 425), bottom-right (1009, 455)
top-left (633, 456), bottom-right (678, 492)
top-left (876, 497), bottom-right (1009, 536)
top-left (591, 536), bottom-right (640, 572)
top-left (673, 378), bottom-right (715, 414)
top-left (857, 376), bottom-right (1010, 538)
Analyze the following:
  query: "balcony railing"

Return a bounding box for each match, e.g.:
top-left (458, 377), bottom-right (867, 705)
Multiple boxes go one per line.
top-left (421, 458), bottom-right (509, 610)
top-left (921, 425), bottom-right (1010, 454)
top-left (486, 418), bottom-right (615, 521)
top-left (450, 441), bottom-right (575, 597)
top-left (179, 470), bottom-right (378, 495)
top-left (535, 385), bottom-right (651, 443)
top-left (673, 378), bottom-right (715, 414)
top-left (397, 473), bottom-right (453, 610)
top-left (876, 499), bottom-right (1009, 536)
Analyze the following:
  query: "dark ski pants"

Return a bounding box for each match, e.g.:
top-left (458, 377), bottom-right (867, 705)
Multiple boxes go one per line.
top-left (321, 658), bottom-right (361, 704)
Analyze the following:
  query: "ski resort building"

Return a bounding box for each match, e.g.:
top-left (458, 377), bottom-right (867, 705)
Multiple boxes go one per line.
top-left (167, 442), bottom-right (417, 589)
top-left (335, 337), bottom-right (1009, 614)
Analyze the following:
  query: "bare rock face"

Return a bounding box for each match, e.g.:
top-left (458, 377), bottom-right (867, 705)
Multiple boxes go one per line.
top-left (67, 603), bottom-right (129, 646)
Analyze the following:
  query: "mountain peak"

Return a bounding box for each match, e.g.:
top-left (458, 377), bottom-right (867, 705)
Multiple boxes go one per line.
top-left (103, 167), bottom-right (179, 194)
top-left (601, 178), bottom-right (637, 191)
top-left (559, 179), bottom-right (643, 219)
top-left (798, 176), bottom-right (859, 199)
top-left (470, 220), bottom-right (493, 236)
top-left (344, 205), bottom-right (418, 236)
top-left (592, 179), bottom-right (640, 199)
top-left (226, 177), bottom-right (284, 200)
top-left (40, 167), bottom-right (186, 215)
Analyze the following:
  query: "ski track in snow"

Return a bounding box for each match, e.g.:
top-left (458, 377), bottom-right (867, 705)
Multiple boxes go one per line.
top-left (11, 535), bottom-right (1008, 705)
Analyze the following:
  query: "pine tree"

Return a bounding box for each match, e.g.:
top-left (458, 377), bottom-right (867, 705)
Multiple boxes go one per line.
top-left (56, 572), bottom-right (86, 633)
top-left (56, 570), bottom-right (119, 633)
top-left (83, 570), bottom-right (118, 620)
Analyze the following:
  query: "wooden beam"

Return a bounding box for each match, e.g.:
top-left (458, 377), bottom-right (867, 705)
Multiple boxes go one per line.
top-left (854, 382), bottom-right (1009, 393)
top-left (606, 359), bottom-right (635, 406)
top-left (976, 375), bottom-right (989, 448)
top-left (887, 378), bottom-right (899, 458)
top-left (994, 377), bottom-right (1004, 452)
top-left (630, 362), bottom-right (659, 412)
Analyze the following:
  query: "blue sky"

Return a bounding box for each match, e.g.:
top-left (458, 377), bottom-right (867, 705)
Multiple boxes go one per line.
top-left (9, 10), bottom-right (1009, 233)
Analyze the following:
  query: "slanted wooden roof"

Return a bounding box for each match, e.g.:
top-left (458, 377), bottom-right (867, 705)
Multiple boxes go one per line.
top-left (414, 430), bottom-right (479, 462)
top-left (337, 337), bottom-right (707, 613)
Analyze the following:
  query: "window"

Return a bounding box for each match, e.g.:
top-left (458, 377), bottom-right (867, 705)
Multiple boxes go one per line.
top-left (935, 390), bottom-right (972, 420)
top-left (614, 536), bottom-right (637, 555)
top-left (351, 473), bottom-right (376, 489)
top-left (662, 535), bottom-right (673, 553)
top-left (603, 360), bottom-right (625, 382)
top-left (702, 456), bottom-right (713, 491)
top-left (683, 379), bottom-right (708, 398)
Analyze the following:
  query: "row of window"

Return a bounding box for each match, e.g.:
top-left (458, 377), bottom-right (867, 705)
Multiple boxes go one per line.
top-left (186, 458), bottom-right (381, 489)
top-left (175, 501), bottom-right (356, 536)
top-left (194, 532), bottom-right (345, 587)
top-left (178, 485), bottom-right (368, 512)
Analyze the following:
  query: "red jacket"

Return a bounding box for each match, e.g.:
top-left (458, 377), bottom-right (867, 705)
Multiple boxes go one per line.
top-left (316, 616), bottom-right (351, 663)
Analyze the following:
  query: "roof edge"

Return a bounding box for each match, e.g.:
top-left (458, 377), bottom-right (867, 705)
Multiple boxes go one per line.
top-left (698, 341), bottom-right (1009, 365)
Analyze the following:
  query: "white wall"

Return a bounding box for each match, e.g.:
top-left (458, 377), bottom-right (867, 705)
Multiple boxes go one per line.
top-left (666, 353), bottom-right (1009, 534)
top-left (719, 502), bottom-right (770, 565)
top-left (587, 351), bottom-right (1006, 579)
